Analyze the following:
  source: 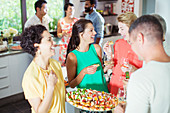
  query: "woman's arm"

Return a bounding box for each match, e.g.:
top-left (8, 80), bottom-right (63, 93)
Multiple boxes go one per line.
top-left (66, 52), bottom-right (97, 88)
top-left (57, 20), bottom-right (62, 38)
top-left (28, 71), bottom-right (58, 113)
top-left (93, 44), bottom-right (103, 65)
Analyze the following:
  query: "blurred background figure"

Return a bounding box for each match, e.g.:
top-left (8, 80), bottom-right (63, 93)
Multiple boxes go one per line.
top-left (57, 2), bottom-right (78, 66)
top-left (103, 12), bottom-right (143, 95)
top-left (24, 0), bottom-right (51, 31)
top-left (21, 25), bottom-right (65, 113)
top-left (151, 14), bottom-right (170, 56)
top-left (85, 0), bottom-right (104, 46)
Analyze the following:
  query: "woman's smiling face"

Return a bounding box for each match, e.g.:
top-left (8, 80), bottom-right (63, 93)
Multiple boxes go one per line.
top-left (81, 23), bottom-right (96, 44)
top-left (38, 31), bottom-right (55, 58)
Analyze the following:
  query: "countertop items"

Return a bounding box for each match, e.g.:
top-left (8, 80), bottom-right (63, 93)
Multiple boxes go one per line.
top-left (0, 50), bottom-right (23, 57)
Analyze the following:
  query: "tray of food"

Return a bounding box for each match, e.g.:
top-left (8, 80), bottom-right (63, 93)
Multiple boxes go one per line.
top-left (66, 88), bottom-right (118, 112)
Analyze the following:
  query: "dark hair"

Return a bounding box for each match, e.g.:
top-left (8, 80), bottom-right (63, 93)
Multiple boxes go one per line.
top-left (129, 15), bottom-right (163, 42)
top-left (86, 0), bottom-right (98, 8)
top-left (20, 25), bottom-right (47, 57)
top-left (64, 3), bottom-right (74, 11)
top-left (66, 19), bottom-right (93, 59)
top-left (35, 0), bottom-right (47, 12)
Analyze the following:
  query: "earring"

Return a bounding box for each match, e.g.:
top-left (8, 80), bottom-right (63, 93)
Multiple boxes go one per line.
top-left (37, 50), bottom-right (41, 56)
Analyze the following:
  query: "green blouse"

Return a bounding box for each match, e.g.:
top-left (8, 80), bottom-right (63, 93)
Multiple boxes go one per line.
top-left (71, 44), bottom-right (108, 92)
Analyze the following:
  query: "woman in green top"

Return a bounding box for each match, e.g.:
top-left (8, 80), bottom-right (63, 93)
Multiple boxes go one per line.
top-left (66, 19), bottom-right (113, 92)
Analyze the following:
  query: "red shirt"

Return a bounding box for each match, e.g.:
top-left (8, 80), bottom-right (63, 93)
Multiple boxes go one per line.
top-left (108, 39), bottom-right (143, 95)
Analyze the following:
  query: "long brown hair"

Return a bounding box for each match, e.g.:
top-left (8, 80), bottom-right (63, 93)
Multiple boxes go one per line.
top-left (66, 19), bottom-right (93, 59)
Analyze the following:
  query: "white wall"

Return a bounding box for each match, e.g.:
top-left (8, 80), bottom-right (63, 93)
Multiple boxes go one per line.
top-left (69, 0), bottom-right (84, 18)
top-left (134, 0), bottom-right (143, 17)
top-left (155, 0), bottom-right (170, 45)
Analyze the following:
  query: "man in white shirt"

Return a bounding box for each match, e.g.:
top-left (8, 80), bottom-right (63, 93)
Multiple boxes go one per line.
top-left (114, 15), bottom-right (170, 113)
top-left (24, 0), bottom-right (50, 31)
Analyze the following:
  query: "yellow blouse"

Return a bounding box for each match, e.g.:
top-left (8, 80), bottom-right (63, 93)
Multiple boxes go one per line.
top-left (22, 59), bottom-right (65, 113)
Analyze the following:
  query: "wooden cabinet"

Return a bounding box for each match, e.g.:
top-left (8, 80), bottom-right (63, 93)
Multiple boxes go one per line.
top-left (0, 52), bottom-right (32, 99)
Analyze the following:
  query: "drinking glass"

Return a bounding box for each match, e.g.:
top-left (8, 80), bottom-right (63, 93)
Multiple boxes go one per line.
top-left (120, 58), bottom-right (130, 73)
top-left (117, 87), bottom-right (126, 103)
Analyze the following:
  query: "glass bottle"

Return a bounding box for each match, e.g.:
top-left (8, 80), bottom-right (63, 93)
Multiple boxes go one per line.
top-left (125, 71), bottom-right (130, 79)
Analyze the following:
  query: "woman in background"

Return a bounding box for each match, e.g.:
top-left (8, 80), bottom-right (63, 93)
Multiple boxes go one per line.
top-left (66, 19), bottom-right (113, 92)
top-left (21, 25), bottom-right (65, 113)
top-left (103, 12), bottom-right (143, 95)
top-left (57, 2), bottom-right (78, 66)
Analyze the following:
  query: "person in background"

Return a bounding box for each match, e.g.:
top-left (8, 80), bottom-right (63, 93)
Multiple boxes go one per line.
top-left (66, 19), bottom-right (113, 92)
top-left (85, 0), bottom-right (104, 46)
top-left (57, 2), bottom-right (78, 66)
top-left (24, 0), bottom-right (51, 31)
top-left (21, 25), bottom-right (65, 113)
top-left (103, 12), bottom-right (143, 95)
top-left (114, 15), bottom-right (170, 113)
top-left (152, 14), bottom-right (170, 56)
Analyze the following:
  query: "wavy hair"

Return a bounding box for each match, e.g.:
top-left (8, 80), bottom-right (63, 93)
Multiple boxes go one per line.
top-left (117, 12), bottom-right (137, 27)
top-left (20, 25), bottom-right (47, 57)
top-left (66, 19), bottom-right (93, 59)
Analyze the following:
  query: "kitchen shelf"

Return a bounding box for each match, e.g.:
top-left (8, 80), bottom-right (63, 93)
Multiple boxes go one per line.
top-left (102, 13), bottom-right (118, 16)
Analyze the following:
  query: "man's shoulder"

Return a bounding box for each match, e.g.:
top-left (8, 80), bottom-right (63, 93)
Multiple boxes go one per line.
top-left (26, 15), bottom-right (37, 22)
top-left (132, 61), bottom-right (170, 80)
top-left (25, 15), bottom-right (38, 28)
top-left (93, 11), bottom-right (104, 19)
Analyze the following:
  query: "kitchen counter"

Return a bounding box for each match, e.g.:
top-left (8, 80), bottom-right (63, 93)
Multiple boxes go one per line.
top-left (0, 50), bottom-right (23, 57)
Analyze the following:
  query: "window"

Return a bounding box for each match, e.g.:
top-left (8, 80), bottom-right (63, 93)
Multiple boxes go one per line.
top-left (0, 0), bottom-right (22, 33)
top-left (0, 0), bottom-right (64, 34)
top-left (26, 0), bottom-right (64, 31)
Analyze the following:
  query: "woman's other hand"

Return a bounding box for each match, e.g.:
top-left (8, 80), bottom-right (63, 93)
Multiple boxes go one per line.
top-left (83, 65), bottom-right (98, 75)
top-left (103, 41), bottom-right (112, 57)
top-left (104, 60), bottom-right (114, 73)
top-left (62, 30), bottom-right (71, 38)
top-left (129, 64), bottom-right (137, 73)
top-left (45, 71), bottom-right (58, 89)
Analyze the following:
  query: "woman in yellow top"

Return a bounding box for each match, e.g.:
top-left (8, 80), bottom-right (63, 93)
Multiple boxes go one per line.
top-left (21, 25), bottom-right (65, 113)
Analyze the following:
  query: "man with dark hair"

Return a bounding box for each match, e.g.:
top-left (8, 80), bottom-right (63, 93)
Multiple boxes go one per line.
top-left (114, 15), bottom-right (170, 113)
top-left (85, 0), bottom-right (104, 45)
top-left (25, 0), bottom-right (51, 31)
